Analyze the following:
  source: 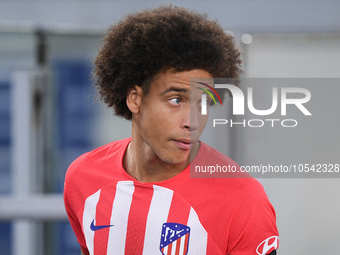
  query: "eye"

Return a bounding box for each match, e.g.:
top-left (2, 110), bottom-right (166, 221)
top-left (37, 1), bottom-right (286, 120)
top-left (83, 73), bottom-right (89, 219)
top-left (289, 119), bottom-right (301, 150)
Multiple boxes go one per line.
top-left (199, 95), bottom-right (212, 105)
top-left (169, 97), bottom-right (181, 105)
top-left (207, 96), bottom-right (213, 105)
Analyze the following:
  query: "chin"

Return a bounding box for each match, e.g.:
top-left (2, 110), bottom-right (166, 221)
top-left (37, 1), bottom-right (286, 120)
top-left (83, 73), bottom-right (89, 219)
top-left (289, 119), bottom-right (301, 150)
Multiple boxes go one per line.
top-left (156, 146), bottom-right (190, 165)
top-left (162, 155), bottom-right (189, 165)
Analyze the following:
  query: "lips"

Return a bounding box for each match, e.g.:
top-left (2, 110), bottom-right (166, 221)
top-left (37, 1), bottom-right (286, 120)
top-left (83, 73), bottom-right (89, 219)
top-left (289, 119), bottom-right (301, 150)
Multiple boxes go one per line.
top-left (173, 139), bottom-right (196, 150)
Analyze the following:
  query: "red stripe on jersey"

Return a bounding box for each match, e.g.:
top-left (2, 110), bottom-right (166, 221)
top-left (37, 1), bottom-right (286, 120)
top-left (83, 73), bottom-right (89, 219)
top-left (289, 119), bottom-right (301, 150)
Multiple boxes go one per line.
top-left (183, 233), bottom-right (189, 254)
top-left (125, 184), bottom-right (153, 255)
top-left (167, 242), bottom-right (173, 255)
top-left (175, 238), bottom-right (181, 255)
top-left (93, 186), bottom-right (116, 255)
top-left (166, 193), bottom-right (191, 225)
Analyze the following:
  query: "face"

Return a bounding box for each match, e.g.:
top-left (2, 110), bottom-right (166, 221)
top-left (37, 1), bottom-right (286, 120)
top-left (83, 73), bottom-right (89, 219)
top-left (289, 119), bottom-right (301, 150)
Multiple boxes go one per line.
top-left (131, 69), bottom-right (213, 165)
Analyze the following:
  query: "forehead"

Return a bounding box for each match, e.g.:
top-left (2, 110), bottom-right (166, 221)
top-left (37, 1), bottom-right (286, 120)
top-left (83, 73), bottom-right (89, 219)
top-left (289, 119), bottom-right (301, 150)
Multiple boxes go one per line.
top-left (149, 69), bottom-right (214, 92)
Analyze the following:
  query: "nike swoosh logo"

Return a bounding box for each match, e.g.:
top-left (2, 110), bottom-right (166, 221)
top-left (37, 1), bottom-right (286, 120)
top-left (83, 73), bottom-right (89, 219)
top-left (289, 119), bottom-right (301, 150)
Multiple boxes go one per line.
top-left (90, 220), bottom-right (113, 231)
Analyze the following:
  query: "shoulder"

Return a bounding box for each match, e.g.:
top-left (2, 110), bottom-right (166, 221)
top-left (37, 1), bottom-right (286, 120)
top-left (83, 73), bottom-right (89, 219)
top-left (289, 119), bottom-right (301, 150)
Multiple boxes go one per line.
top-left (69, 137), bottom-right (131, 169)
top-left (190, 142), bottom-right (272, 204)
top-left (65, 138), bottom-right (130, 181)
top-left (64, 138), bottom-right (131, 213)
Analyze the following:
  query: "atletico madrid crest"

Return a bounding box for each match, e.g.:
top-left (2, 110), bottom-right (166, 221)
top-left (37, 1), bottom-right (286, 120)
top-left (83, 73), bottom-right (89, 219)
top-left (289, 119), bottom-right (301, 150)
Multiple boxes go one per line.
top-left (160, 223), bottom-right (190, 255)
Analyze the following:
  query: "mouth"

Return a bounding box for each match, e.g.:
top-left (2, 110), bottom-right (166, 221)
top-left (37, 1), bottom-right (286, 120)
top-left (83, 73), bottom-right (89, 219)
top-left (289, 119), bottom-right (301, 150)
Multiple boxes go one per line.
top-left (173, 139), bottom-right (197, 150)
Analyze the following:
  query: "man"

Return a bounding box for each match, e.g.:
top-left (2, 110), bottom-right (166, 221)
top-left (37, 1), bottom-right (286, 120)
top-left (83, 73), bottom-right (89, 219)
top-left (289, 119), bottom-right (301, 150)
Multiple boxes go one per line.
top-left (64, 5), bottom-right (279, 255)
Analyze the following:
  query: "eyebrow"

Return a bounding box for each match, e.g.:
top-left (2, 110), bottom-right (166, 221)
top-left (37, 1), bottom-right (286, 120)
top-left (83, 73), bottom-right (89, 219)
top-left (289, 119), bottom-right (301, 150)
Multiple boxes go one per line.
top-left (161, 86), bottom-right (189, 95)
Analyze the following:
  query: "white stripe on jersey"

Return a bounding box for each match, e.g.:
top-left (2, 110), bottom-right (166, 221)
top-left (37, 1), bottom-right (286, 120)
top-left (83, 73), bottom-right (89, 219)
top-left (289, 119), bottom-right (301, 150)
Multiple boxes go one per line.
top-left (142, 185), bottom-right (173, 255)
top-left (83, 189), bottom-right (101, 255)
top-left (187, 207), bottom-right (208, 254)
top-left (107, 181), bottom-right (135, 254)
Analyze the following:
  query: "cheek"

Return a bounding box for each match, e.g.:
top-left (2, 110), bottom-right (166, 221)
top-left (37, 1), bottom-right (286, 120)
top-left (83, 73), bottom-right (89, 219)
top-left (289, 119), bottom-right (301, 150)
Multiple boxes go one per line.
top-left (200, 114), bottom-right (209, 122)
top-left (198, 115), bottom-right (209, 130)
top-left (140, 106), bottom-right (168, 135)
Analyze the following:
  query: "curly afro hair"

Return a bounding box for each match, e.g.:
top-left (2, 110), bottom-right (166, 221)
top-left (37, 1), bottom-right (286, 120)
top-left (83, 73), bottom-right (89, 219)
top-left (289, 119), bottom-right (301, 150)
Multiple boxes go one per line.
top-left (94, 5), bottom-right (242, 120)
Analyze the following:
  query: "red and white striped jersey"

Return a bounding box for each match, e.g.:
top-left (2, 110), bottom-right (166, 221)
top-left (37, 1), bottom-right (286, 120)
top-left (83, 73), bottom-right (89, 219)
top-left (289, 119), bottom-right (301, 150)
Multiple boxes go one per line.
top-left (64, 138), bottom-right (279, 255)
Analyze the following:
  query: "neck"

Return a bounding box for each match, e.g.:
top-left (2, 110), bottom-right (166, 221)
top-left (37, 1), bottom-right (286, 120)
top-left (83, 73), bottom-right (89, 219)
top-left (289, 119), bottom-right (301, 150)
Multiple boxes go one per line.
top-left (123, 127), bottom-right (200, 183)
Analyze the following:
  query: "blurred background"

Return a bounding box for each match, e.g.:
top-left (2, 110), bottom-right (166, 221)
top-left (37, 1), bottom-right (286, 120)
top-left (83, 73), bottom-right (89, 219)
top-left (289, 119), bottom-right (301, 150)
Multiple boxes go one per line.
top-left (0, 0), bottom-right (339, 254)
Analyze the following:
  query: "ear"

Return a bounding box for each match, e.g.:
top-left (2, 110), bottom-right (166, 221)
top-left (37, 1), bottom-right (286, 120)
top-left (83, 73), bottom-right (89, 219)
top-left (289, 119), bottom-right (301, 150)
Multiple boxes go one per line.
top-left (126, 85), bottom-right (143, 115)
